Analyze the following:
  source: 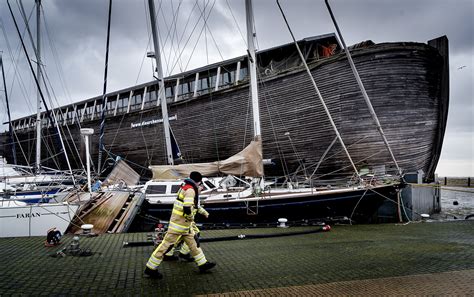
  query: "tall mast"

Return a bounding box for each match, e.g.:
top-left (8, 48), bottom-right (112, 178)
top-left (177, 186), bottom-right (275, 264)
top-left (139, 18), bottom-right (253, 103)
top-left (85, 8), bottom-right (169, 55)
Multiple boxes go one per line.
top-left (324, 0), bottom-right (402, 176)
top-left (147, 0), bottom-right (173, 165)
top-left (35, 0), bottom-right (41, 173)
top-left (97, 0), bottom-right (113, 175)
top-left (0, 54), bottom-right (17, 165)
top-left (7, 0), bottom-right (76, 185)
top-left (245, 0), bottom-right (261, 139)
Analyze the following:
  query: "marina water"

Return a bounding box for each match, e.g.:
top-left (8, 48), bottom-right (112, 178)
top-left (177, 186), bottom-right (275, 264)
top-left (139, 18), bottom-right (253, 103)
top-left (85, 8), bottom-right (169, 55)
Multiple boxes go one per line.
top-left (440, 187), bottom-right (474, 219)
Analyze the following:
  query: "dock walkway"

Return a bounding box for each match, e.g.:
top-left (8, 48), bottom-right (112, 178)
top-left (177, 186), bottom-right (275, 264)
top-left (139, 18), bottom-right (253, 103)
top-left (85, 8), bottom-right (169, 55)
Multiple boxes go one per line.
top-left (1, 221), bottom-right (473, 296)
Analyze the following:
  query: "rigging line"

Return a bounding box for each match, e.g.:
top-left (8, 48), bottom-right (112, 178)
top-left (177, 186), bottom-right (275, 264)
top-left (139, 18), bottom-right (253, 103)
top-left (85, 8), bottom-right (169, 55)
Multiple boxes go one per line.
top-left (325, 0), bottom-right (402, 177)
top-left (183, 0), bottom-right (216, 71)
top-left (103, 148), bottom-right (151, 171)
top-left (41, 6), bottom-right (73, 107)
top-left (39, 75), bottom-right (74, 169)
top-left (36, 128), bottom-right (61, 169)
top-left (0, 15), bottom-right (36, 116)
top-left (224, 0), bottom-right (246, 47)
top-left (41, 75), bottom-right (82, 168)
top-left (258, 78), bottom-right (291, 180)
top-left (7, 1), bottom-right (65, 167)
top-left (255, 53), bottom-right (305, 180)
top-left (8, 122), bottom-right (29, 165)
top-left (309, 136), bottom-right (338, 180)
top-left (368, 187), bottom-right (415, 220)
top-left (198, 69), bottom-right (222, 168)
top-left (41, 69), bottom-right (85, 172)
top-left (309, 150), bottom-right (386, 181)
top-left (156, 0), bottom-right (173, 75)
top-left (163, 0), bottom-right (199, 75)
top-left (203, 0), bottom-right (209, 65)
top-left (171, 0), bottom-right (185, 73)
top-left (304, 136), bottom-right (371, 173)
top-left (1, 55), bottom-right (18, 165)
top-left (349, 186), bottom-right (370, 223)
top-left (285, 132), bottom-right (307, 177)
top-left (276, 0), bottom-right (360, 180)
top-left (196, 0), bottom-right (225, 61)
top-left (163, 0), bottom-right (184, 75)
top-left (168, 0), bottom-right (206, 74)
top-left (160, 0), bottom-right (185, 71)
top-left (14, 2), bottom-right (61, 169)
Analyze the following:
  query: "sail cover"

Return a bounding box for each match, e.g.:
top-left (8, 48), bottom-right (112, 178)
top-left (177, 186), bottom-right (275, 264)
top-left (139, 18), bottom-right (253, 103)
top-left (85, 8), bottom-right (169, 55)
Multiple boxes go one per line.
top-left (149, 136), bottom-right (263, 180)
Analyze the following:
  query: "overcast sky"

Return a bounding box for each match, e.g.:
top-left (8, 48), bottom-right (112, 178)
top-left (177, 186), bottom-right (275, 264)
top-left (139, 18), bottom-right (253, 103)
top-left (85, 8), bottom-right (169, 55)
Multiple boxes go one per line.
top-left (0, 0), bottom-right (472, 176)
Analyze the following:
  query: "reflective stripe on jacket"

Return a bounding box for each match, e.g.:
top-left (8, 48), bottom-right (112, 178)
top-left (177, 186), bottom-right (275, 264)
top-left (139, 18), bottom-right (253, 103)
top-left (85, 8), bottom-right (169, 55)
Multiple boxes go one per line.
top-left (168, 183), bottom-right (196, 234)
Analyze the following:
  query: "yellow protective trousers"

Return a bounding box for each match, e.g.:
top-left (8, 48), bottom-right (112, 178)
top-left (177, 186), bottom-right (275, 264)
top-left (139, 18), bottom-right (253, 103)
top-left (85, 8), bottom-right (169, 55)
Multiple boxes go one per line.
top-left (146, 231), bottom-right (207, 270)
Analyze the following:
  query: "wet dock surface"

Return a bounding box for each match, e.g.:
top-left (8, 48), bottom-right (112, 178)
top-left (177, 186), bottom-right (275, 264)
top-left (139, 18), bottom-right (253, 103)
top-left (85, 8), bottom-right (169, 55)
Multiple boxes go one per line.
top-left (1, 221), bottom-right (473, 296)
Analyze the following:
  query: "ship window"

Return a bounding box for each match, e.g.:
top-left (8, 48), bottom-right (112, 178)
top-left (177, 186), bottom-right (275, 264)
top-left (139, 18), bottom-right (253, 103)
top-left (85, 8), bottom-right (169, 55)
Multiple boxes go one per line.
top-left (130, 91), bottom-right (143, 111)
top-left (144, 85), bottom-right (158, 108)
top-left (77, 105), bottom-right (84, 120)
top-left (83, 104), bottom-right (94, 120)
top-left (171, 185), bottom-right (181, 193)
top-left (209, 74), bottom-right (217, 89)
top-left (95, 103), bottom-right (103, 117)
top-left (117, 94), bottom-right (129, 113)
top-left (221, 71), bottom-right (231, 86)
top-left (181, 82), bottom-right (189, 95)
top-left (196, 76), bottom-right (210, 95)
top-left (145, 185), bottom-right (167, 194)
top-left (239, 67), bottom-right (248, 80)
top-left (106, 98), bottom-right (116, 115)
top-left (203, 180), bottom-right (216, 189)
top-left (165, 86), bottom-right (173, 98)
top-left (200, 77), bottom-right (209, 90)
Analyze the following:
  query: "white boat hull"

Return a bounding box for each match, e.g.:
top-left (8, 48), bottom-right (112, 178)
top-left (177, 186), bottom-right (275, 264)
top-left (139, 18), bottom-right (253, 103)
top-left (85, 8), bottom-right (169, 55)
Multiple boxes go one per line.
top-left (0, 202), bottom-right (79, 238)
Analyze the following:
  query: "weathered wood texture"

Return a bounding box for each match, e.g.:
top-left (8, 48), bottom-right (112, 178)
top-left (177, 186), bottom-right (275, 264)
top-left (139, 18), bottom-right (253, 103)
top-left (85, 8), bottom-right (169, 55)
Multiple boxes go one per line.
top-left (68, 191), bottom-right (133, 234)
top-left (1, 40), bottom-right (448, 182)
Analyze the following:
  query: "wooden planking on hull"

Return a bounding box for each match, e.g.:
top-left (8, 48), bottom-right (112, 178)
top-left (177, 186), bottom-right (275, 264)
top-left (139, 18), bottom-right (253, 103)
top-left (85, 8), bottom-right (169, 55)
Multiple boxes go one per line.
top-left (1, 39), bottom-right (448, 181)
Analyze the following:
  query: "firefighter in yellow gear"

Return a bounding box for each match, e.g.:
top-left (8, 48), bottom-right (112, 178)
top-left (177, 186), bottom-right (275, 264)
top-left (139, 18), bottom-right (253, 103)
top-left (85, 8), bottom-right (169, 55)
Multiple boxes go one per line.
top-left (164, 207), bottom-right (207, 261)
top-left (144, 172), bottom-right (216, 279)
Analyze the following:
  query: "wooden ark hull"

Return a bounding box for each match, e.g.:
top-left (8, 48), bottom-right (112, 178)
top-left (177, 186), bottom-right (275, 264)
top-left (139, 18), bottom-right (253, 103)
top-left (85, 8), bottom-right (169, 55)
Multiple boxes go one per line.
top-left (1, 36), bottom-right (449, 182)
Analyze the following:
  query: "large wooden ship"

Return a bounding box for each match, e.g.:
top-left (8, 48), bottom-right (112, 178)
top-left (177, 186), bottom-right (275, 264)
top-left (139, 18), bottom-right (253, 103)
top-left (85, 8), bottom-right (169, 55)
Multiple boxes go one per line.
top-left (1, 33), bottom-right (449, 183)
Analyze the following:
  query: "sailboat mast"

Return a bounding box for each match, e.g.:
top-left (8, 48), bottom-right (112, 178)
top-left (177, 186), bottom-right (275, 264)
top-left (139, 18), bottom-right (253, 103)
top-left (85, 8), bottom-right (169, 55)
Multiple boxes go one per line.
top-left (147, 0), bottom-right (174, 165)
top-left (245, 0), bottom-right (261, 139)
top-left (0, 55), bottom-right (17, 165)
top-left (97, 0), bottom-right (113, 175)
top-left (35, 0), bottom-right (41, 173)
top-left (324, 0), bottom-right (402, 176)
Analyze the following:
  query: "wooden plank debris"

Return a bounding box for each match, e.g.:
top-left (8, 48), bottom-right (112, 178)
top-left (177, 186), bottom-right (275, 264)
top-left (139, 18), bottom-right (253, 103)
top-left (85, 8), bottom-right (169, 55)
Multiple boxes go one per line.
top-left (68, 191), bottom-right (143, 234)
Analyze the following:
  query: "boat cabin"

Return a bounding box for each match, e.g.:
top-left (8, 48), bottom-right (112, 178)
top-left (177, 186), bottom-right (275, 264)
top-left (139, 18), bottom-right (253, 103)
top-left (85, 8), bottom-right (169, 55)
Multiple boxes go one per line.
top-left (143, 178), bottom-right (218, 205)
